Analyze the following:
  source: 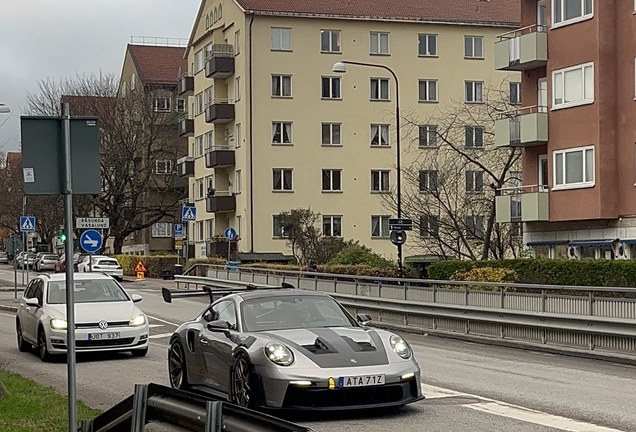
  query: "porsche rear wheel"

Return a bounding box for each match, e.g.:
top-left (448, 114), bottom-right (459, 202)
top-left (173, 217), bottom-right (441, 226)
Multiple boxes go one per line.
top-left (168, 341), bottom-right (189, 389)
top-left (232, 354), bottom-right (257, 408)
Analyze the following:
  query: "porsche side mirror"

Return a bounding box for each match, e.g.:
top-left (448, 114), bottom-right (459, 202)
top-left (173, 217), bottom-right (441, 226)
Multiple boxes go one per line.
top-left (207, 320), bottom-right (231, 337)
top-left (131, 294), bottom-right (143, 303)
top-left (25, 298), bottom-right (39, 308)
top-left (356, 314), bottom-right (372, 325)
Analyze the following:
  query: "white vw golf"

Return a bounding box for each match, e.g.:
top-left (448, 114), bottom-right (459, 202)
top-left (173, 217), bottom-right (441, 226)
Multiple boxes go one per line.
top-left (15, 272), bottom-right (149, 361)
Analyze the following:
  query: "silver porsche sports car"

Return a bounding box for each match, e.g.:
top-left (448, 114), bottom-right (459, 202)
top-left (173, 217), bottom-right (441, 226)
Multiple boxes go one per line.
top-left (163, 283), bottom-right (423, 410)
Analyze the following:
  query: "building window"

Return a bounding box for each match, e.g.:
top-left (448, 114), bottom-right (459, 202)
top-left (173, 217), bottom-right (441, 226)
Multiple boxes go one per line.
top-left (371, 124), bottom-right (390, 146)
top-left (176, 98), bottom-right (185, 113)
top-left (418, 79), bottom-right (438, 102)
top-left (510, 82), bottom-right (521, 105)
top-left (154, 97), bottom-right (171, 112)
top-left (194, 135), bottom-right (204, 157)
top-left (419, 125), bottom-right (438, 147)
top-left (130, 73), bottom-right (136, 91)
top-left (204, 86), bottom-right (213, 107)
top-left (195, 178), bottom-right (205, 200)
top-left (465, 81), bottom-right (484, 103)
top-left (205, 219), bottom-right (214, 241)
top-left (466, 215), bottom-right (484, 239)
top-left (234, 30), bottom-right (241, 55)
top-left (271, 27), bottom-right (292, 51)
top-left (371, 216), bottom-right (390, 238)
top-left (204, 131), bottom-right (213, 153)
top-left (322, 123), bottom-right (341, 145)
top-left (464, 36), bottom-right (484, 59)
top-left (371, 170), bottom-right (390, 192)
top-left (236, 215), bottom-right (241, 237)
top-left (272, 122), bottom-right (292, 145)
top-left (552, 62), bottom-right (594, 109)
top-left (205, 175), bottom-right (214, 195)
top-left (321, 30), bottom-right (341, 53)
top-left (272, 75), bottom-right (292, 97)
top-left (195, 50), bottom-right (204, 72)
top-left (553, 146), bottom-right (594, 189)
top-left (370, 32), bottom-right (389, 55)
top-left (465, 126), bottom-right (484, 148)
top-left (273, 215), bottom-right (286, 237)
top-left (155, 160), bottom-right (172, 174)
top-left (322, 169), bottom-right (342, 191)
top-left (323, 216), bottom-right (342, 237)
top-left (466, 171), bottom-right (484, 193)
top-left (420, 215), bottom-right (439, 238)
top-left (418, 34), bottom-right (437, 56)
top-left (419, 170), bottom-right (438, 193)
top-left (370, 78), bottom-right (390, 100)
top-left (553, 0), bottom-right (593, 27)
top-left (235, 170), bottom-right (242, 194)
top-left (151, 222), bottom-right (172, 238)
top-left (195, 221), bottom-right (204, 242)
top-left (235, 77), bottom-right (241, 101)
top-left (272, 168), bottom-right (293, 191)
top-left (121, 81), bottom-right (127, 97)
top-left (321, 76), bottom-right (341, 99)
top-left (195, 92), bottom-right (204, 115)
top-left (235, 123), bottom-right (242, 147)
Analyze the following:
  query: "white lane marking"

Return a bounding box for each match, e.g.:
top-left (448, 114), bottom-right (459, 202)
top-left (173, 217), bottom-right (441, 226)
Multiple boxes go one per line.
top-left (148, 333), bottom-right (173, 339)
top-left (148, 324), bottom-right (163, 328)
top-left (422, 384), bottom-right (624, 432)
top-left (0, 312), bottom-right (15, 318)
top-left (146, 315), bottom-right (179, 326)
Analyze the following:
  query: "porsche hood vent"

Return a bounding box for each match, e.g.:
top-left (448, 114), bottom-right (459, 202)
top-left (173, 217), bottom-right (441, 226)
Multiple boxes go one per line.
top-left (302, 337), bottom-right (337, 354)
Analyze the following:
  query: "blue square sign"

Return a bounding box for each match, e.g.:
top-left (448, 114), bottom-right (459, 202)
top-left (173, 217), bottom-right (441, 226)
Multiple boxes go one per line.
top-left (182, 206), bottom-right (196, 221)
top-left (174, 224), bottom-right (184, 238)
top-left (19, 216), bottom-right (36, 233)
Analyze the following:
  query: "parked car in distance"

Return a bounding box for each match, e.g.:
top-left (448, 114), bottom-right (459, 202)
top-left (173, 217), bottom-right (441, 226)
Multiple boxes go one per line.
top-left (77, 255), bottom-right (109, 273)
top-left (35, 254), bottom-right (59, 272)
top-left (21, 253), bottom-right (37, 269)
top-left (89, 258), bottom-right (124, 281)
top-left (0, 252), bottom-right (8, 265)
top-left (55, 254), bottom-right (67, 273)
top-left (15, 252), bottom-right (26, 267)
top-left (73, 253), bottom-right (91, 271)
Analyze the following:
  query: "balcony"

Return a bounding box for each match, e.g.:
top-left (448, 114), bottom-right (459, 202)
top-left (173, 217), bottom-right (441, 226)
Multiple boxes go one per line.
top-left (178, 116), bottom-right (194, 137)
top-left (206, 191), bottom-right (236, 213)
top-left (207, 239), bottom-right (229, 256)
top-left (496, 186), bottom-right (549, 223)
top-left (495, 25), bottom-right (547, 71)
top-left (205, 146), bottom-right (235, 168)
top-left (178, 74), bottom-right (194, 96)
top-left (205, 44), bottom-right (235, 79)
top-left (495, 106), bottom-right (548, 147)
top-left (205, 100), bottom-right (235, 124)
top-left (176, 157), bottom-right (194, 177)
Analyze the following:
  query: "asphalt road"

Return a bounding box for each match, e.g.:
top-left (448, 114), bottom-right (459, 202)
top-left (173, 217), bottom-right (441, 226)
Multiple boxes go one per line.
top-left (0, 267), bottom-right (634, 431)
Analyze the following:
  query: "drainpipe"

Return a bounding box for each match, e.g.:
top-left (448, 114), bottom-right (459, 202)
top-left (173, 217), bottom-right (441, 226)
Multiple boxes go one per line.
top-left (248, 12), bottom-right (255, 253)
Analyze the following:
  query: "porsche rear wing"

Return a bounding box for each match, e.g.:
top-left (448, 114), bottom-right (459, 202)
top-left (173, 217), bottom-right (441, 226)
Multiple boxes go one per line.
top-left (162, 280), bottom-right (295, 304)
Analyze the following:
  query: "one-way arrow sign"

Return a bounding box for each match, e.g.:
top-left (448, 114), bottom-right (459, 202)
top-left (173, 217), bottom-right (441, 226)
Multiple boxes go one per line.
top-left (79, 229), bottom-right (103, 253)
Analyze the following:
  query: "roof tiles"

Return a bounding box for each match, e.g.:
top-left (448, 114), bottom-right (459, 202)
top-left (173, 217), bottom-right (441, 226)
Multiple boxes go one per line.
top-left (128, 45), bottom-right (188, 85)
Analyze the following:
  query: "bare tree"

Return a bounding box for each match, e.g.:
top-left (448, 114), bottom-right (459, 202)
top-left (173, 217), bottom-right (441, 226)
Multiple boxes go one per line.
top-left (382, 83), bottom-right (522, 260)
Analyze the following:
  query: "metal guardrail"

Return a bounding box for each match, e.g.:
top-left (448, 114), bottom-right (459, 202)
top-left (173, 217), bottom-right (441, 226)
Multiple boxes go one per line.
top-left (177, 265), bottom-right (636, 357)
top-left (80, 383), bottom-right (312, 432)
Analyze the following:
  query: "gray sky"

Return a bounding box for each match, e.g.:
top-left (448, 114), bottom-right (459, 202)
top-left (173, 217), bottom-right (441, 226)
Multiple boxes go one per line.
top-left (0, 0), bottom-right (200, 153)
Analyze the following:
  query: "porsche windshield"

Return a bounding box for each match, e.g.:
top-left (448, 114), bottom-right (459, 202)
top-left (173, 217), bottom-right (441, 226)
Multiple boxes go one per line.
top-left (47, 279), bottom-right (129, 304)
top-left (240, 295), bottom-right (357, 331)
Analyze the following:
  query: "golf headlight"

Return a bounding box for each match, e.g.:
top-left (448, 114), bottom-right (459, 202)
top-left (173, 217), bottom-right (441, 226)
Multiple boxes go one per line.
top-left (129, 314), bottom-right (146, 327)
top-left (50, 318), bottom-right (67, 330)
top-left (265, 342), bottom-right (294, 366)
top-left (390, 335), bottom-right (411, 359)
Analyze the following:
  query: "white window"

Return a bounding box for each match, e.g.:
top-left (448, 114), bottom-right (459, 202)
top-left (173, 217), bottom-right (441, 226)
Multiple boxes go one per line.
top-left (236, 215), bottom-right (241, 237)
top-left (465, 126), bottom-right (484, 148)
top-left (553, 146), bottom-right (594, 189)
top-left (272, 122), bottom-right (292, 144)
top-left (151, 222), bottom-right (172, 238)
top-left (419, 125), bottom-right (438, 147)
top-left (195, 50), bottom-right (204, 72)
top-left (420, 215), bottom-right (439, 238)
top-left (552, 0), bottom-right (593, 27)
top-left (235, 170), bottom-right (242, 193)
top-left (323, 216), bottom-right (342, 237)
top-left (234, 30), bottom-right (241, 55)
top-left (271, 28), bottom-right (292, 51)
top-left (321, 30), bottom-right (341, 53)
top-left (176, 98), bottom-right (185, 113)
top-left (370, 78), bottom-right (390, 100)
top-left (418, 34), bottom-right (437, 56)
top-left (205, 175), bottom-right (214, 195)
top-left (130, 73), bottom-right (136, 90)
top-left (121, 81), bottom-right (127, 96)
top-left (466, 215), bottom-right (484, 239)
top-left (155, 160), bottom-right (172, 174)
top-left (235, 77), bottom-right (241, 101)
top-left (272, 75), bottom-right (292, 97)
top-left (510, 82), bottom-right (522, 105)
top-left (204, 86), bottom-right (213, 107)
top-left (370, 32), bottom-right (389, 55)
top-left (552, 62), bottom-right (594, 109)
top-left (321, 76), bottom-right (341, 99)
top-left (195, 135), bottom-right (204, 157)
top-left (195, 178), bottom-right (205, 200)
top-left (371, 216), bottom-right (390, 238)
top-left (273, 215), bottom-right (286, 237)
top-left (235, 123), bottom-right (242, 147)
top-left (154, 97), bottom-right (171, 112)
top-left (322, 169), bottom-right (342, 191)
top-left (204, 131), bottom-right (213, 152)
top-left (273, 168), bottom-right (293, 191)
top-left (465, 81), bottom-right (484, 103)
top-left (419, 170), bottom-right (438, 193)
top-left (195, 221), bottom-right (204, 242)
top-left (466, 171), bottom-right (484, 193)
top-left (464, 36), bottom-right (484, 59)
top-left (371, 124), bottom-right (390, 146)
top-left (205, 43), bottom-right (213, 60)
top-left (205, 219), bottom-right (214, 240)
top-left (195, 92), bottom-right (204, 115)
top-left (322, 123), bottom-right (341, 145)
top-left (371, 170), bottom-right (390, 192)
top-left (418, 79), bottom-right (438, 102)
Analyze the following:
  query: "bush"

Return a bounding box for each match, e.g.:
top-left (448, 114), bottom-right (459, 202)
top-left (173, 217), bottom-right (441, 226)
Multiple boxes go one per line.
top-left (111, 254), bottom-right (181, 278)
top-left (328, 244), bottom-right (395, 268)
top-left (449, 267), bottom-right (519, 291)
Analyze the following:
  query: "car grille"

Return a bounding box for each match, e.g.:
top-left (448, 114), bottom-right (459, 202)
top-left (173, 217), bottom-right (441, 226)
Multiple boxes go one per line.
top-left (76, 337), bottom-right (135, 347)
top-left (75, 321), bottom-right (129, 329)
top-left (282, 381), bottom-right (417, 408)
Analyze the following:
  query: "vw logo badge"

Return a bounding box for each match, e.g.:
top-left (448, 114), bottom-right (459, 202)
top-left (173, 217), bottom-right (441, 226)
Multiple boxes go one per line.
top-left (98, 320), bottom-right (109, 330)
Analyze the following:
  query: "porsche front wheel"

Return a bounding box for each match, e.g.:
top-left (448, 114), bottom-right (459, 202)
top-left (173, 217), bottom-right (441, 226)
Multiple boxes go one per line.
top-left (231, 354), bottom-right (257, 408)
top-left (168, 341), bottom-right (189, 389)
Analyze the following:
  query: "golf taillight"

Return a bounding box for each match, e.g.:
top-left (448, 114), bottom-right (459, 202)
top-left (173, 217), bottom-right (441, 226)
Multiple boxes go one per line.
top-left (93, 266), bottom-right (101, 269)
top-left (117, 266), bottom-right (122, 269)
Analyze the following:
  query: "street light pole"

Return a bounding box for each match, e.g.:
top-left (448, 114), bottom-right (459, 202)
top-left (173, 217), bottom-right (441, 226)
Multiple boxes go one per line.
top-left (332, 60), bottom-right (403, 277)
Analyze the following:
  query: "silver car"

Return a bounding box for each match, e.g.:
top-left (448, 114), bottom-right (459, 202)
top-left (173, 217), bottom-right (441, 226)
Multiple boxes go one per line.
top-left (35, 254), bottom-right (58, 272)
top-left (0, 252), bottom-right (8, 265)
top-left (163, 285), bottom-right (422, 410)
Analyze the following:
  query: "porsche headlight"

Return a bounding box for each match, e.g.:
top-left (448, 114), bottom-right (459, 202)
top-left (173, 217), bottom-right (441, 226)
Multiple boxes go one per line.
top-left (129, 314), bottom-right (146, 327)
top-left (265, 342), bottom-right (294, 366)
top-left (390, 335), bottom-right (411, 359)
top-left (50, 318), bottom-right (67, 330)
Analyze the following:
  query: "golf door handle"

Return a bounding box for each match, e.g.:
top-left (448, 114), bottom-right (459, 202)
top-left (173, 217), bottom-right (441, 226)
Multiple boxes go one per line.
top-left (199, 338), bottom-right (208, 345)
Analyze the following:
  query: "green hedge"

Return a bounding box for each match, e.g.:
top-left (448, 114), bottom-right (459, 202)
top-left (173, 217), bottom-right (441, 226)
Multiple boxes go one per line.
top-left (428, 259), bottom-right (636, 287)
top-left (111, 255), bottom-right (181, 278)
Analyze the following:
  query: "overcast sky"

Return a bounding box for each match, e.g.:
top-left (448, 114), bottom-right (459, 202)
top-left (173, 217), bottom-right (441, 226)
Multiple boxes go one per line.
top-left (0, 0), bottom-right (200, 153)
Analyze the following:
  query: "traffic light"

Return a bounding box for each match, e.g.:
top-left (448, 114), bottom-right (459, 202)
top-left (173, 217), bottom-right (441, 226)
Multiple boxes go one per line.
top-left (58, 231), bottom-right (67, 242)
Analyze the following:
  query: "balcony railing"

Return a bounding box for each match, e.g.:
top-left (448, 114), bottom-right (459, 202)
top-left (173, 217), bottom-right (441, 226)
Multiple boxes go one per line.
top-left (205, 145), bottom-right (235, 168)
top-left (495, 105), bottom-right (548, 147)
top-left (178, 74), bottom-right (194, 96)
top-left (206, 191), bottom-right (236, 213)
top-left (495, 184), bottom-right (548, 223)
top-left (178, 116), bottom-right (195, 137)
top-left (205, 99), bottom-right (235, 124)
top-left (205, 44), bottom-right (235, 79)
top-left (495, 25), bottom-right (547, 71)
top-left (176, 156), bottom-right (195, 177)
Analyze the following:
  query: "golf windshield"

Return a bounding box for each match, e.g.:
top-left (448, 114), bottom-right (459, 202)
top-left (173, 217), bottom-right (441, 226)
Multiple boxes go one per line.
top-left (240, 295), bottom-right (357, 331)
top-left (47, 279), bottom-right (129, 304)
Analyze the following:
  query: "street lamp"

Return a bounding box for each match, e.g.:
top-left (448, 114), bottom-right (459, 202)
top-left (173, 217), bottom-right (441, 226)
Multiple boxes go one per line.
top-left (0, 104), bottom-right (10, 114)
top-left (332, 60), bottom-right (405, 277)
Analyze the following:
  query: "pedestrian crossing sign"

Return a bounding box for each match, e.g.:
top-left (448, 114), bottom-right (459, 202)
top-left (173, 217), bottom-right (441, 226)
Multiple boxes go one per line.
top-left (182, 206), bottom-right (196, 221)
top-left (19, 216), bottom-right (36, 233)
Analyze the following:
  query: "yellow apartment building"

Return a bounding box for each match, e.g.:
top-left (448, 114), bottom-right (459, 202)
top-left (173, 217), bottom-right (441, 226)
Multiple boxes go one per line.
top-left (177, 0), bottom-right (521, 263)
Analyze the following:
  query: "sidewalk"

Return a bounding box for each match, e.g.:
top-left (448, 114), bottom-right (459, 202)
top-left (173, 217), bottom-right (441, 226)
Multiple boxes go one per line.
top-left (0, 289), bottom-right (22, 313)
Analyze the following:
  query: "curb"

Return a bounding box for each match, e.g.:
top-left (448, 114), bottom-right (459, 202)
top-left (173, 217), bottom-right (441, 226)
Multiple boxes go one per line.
top-left (371, 322), bottom-right (636, 367)
top-left (0, 305), bottom-right (18, 313)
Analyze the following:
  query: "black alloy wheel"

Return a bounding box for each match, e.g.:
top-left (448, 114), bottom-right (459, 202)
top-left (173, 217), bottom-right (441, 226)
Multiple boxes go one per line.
top-left (168, 341), bottom-right (188, 389)
top-left (232, 354), bottom-right (254, 408)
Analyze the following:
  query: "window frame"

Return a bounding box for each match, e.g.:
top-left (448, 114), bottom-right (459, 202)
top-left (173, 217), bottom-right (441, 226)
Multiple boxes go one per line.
top-left (370, 124), bottom-right (390, 147)
top-left (321, 169), bottom-right (342, 192)
top-left (419, 170), bottom-right (438, 193)
top-left (465, 170), bottom-right (485, 193)
top-left (271, 27), bottom-right (292, 51)
top-left (154, 97), bottom-right (171, 113)
top-left (370, 170), bottom-right (390, 193)
top-left (370, 78), bottom-right (390, 101)
top-left (272, 215), bottom-right (286, 238)
top-left (195, 178), bottom-right (205, 200)
top-left (465, 81), bottom-right (484, 103)
top-left (370, 32), bottom-right (390, 55)
top-left (272, 121), bottom-right (293, 145)
top-left (418, 79), bottom-right (438, 102)
top-left (419, 125), bottom-right (438, 148)
top-left (465, 215), bottom-right (485, 239)
top-left (272, 168), bottom-right (293, 192)
top-left (371, 215), bottom-right (390, 238)
top-left (154, 160), bottom-right (173, 175)
top-left (151, 222), bottom-right (172, 238)
top-left (272, 74), bottom-right (292, 98)
top-left (509, 82), bottom-right (522, 105)
top-left (464, 36), bottom-right (484, 59)
top-left (321, 29), bottom-right (342, 53)
top-left (552, 62), bottom-right (594, 110)
top-left (552, 145), bottom-right (595, 190)
top-left (418, 34), bottom-right (438, 57)
top-left (465, 126), bottom-right (485, 148)
top-left (321, 123), bottom-right (342, 146)
top-left (322, 215), bottom-right (343, 237)
top-left (552, 0), bottom-right (593, 28)
top-left (321, 76), bottom-right (342, 100)
top-left (420, 215), bottom-right (439, 238)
